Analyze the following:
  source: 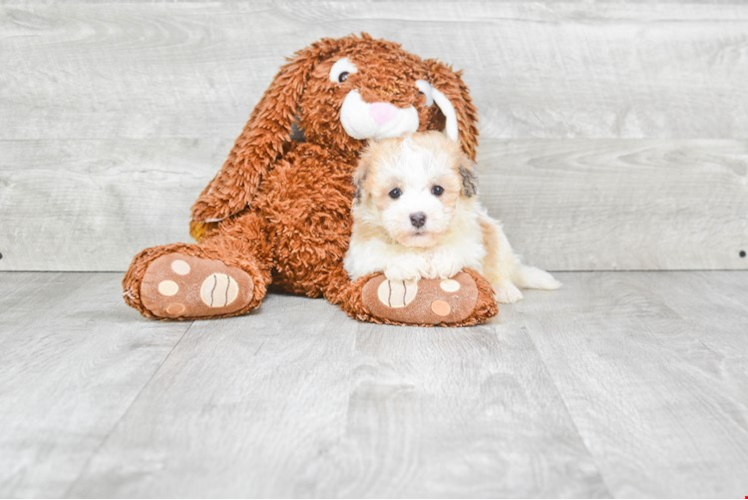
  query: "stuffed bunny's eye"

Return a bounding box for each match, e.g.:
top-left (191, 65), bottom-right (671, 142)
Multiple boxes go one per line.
top-left (329, 58), bottom-right (358, 84)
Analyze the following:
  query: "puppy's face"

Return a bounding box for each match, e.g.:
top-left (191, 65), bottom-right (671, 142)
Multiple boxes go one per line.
top-left (355, 132), bottom-right (477, 248)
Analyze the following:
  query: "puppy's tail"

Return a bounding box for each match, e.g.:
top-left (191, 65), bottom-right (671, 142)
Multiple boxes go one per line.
top-left (478, 208), bottom-right (562, 291)
top-left (514, 265), bottom-right (562, 290)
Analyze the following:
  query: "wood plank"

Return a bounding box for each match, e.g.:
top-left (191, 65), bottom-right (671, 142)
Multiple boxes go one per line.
top-left (0, 272), bottom-right (192, 497)
top-left (635, 270), bottom-right (748, 371)
top-left (312, 318), bottom-right (608, 498)
top-left (1, 1), bottom-right (747, 141)
top-left (0, 138), bottom-right (221, 272)
top-left (1, 0), bottom-right (743, 3)
top-left (1, 138), bottom-right (746, 272)
top-left (67, 291), bottom-right (608, 498)
top-left (3, 1), bottom-right (748, 272)
top-left (517, 272), bottom-right (748, 498)
top-left (65, 293), bottom-right (363, 497)
top-left (4, 270), bottom-right (747, 497)
top-left (479, 139), bottom-right (748, 271)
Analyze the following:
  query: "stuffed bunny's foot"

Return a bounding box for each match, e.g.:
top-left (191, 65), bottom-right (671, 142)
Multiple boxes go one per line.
top-left (360, 270), bottom-right (498, 326)
top-left (138, 253), bottom-right (255, 319)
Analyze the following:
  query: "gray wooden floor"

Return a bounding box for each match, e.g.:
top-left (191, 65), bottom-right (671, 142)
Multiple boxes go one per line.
top-left (1, 271), bottom-right (747, 498)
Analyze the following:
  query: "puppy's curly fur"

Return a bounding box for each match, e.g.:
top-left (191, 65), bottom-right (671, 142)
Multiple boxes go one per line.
top-left (346, 132), bottom-right (561, 303)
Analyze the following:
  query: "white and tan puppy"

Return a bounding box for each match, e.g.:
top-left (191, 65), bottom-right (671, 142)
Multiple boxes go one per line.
top-left (344, 131), bottom-right (560, 303)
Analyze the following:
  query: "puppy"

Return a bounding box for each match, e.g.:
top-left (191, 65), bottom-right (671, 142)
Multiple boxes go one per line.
top-left (344, 131), bottom-right (560, 303)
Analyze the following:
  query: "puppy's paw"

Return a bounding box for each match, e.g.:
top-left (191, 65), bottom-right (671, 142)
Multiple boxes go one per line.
top-left (427, 250), bottom-right (465, 280)
top-left (384, 269), bottom-right (421, 282)
top-left (384, 255), bottom-right (427, 282)
top-left (494, 282), bottom-right (524, 304)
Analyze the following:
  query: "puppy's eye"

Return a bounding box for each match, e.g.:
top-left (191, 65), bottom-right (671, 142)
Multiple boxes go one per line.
top-left (389, 188), bottom-right (402, 199)
top-left (431, 185), bottom-right (444, 196)
top-left (329, 58), bottom-right (358, 84)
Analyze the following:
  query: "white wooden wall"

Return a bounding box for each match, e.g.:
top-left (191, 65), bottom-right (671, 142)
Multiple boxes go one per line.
top-left (1, 1), bottom-right (747, 271)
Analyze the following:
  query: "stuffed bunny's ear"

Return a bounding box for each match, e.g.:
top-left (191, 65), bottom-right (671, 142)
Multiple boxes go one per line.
top-left (423, 59), bottom-right (479, 161)
top-left (191, 39), bottom-right (345, 227)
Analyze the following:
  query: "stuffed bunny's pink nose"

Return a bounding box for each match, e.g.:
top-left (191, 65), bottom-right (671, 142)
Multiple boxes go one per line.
top-left (369, 102), bottom-right (397, 125)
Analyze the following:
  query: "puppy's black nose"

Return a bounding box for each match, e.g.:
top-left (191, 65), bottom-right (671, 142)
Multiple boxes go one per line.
top-left (410, 212), bottom-right (427, 228)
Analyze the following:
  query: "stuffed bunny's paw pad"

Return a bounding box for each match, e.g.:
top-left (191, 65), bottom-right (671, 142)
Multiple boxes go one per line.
top-left (361, 272), bottom-right (480, 325)
top-left (140, 253), bottom-right (254, 319)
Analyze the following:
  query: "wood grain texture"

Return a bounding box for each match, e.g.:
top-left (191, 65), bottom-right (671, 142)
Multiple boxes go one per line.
top-left (517, 271), bottom-right (748, 498)
top-left (479, 139), bottom-right (748, 271)
top-left (0, 138), bottom-right (218, 271)
top-left (1, 138), bottom-right (747, 271)
top-left (0, 272), bottom-right (191, 497)
top-left (2, 270), bottom-right (746, 497)
top-left (2, 1), bottom-right (748, 271)
top-left (66, 285), bottom-right (608, 498)
top-left (2, 0), bottom-right (744, 3)
top-left (2, 1), bottom-right (748, 140)
top-left (313, 320), bottom-right (607, 498)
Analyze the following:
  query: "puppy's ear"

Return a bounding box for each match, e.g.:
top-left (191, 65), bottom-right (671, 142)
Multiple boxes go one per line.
top-left (353, 143), bottom-right (373, 204)
top-left (353, 168), bottom-right (367, 204)
top-left (423, 59), bottom-right (479, 161)
top-left (458, 157), bottom-right (478, 198)
top-left (190, 36), bottom-right (354, 230)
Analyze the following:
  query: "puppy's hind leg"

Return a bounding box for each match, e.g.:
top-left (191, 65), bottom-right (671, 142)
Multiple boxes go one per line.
top-left (479, 215), bottom-right (523, 303)
top-left (479, 212), bottom-right (561, 303)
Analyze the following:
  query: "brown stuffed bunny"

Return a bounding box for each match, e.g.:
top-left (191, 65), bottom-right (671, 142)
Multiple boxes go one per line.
top-left (122, 33), bottom-right (498, 326)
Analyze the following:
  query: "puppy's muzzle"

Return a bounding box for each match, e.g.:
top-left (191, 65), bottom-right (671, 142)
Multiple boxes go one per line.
top-left (409, 212), bottom-right (427, 228)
